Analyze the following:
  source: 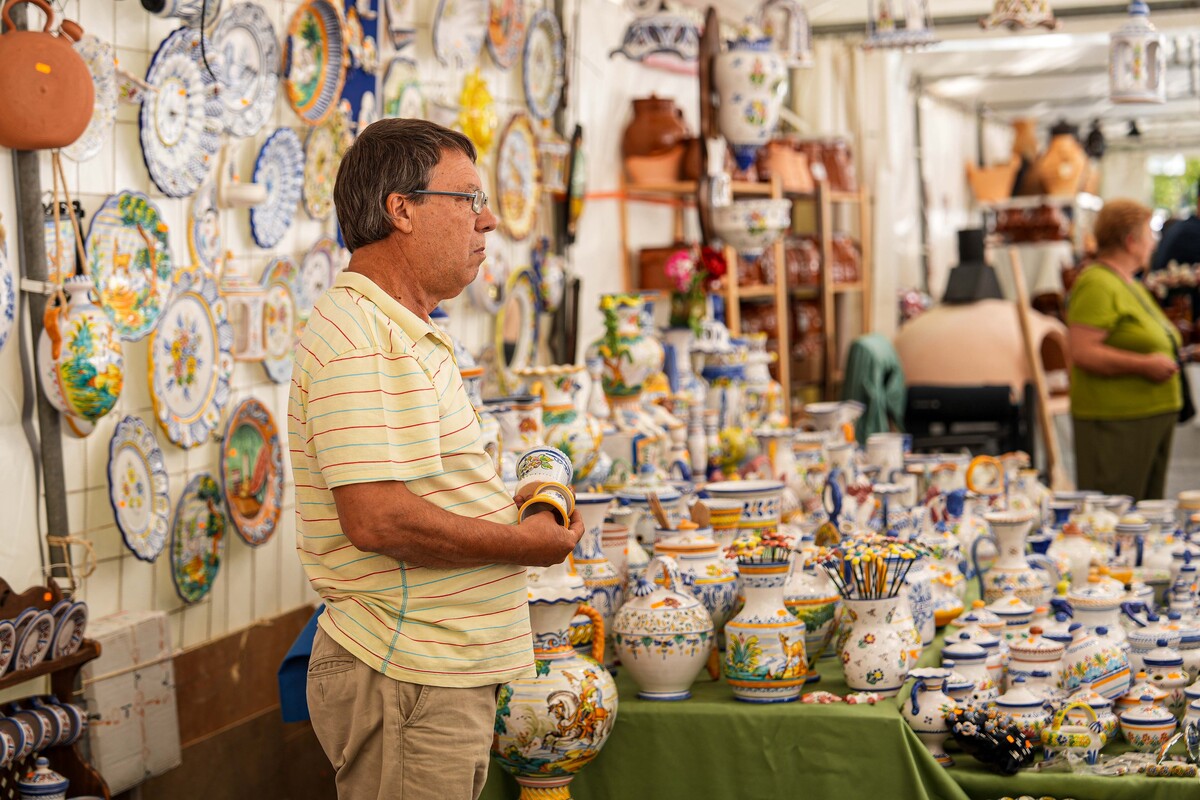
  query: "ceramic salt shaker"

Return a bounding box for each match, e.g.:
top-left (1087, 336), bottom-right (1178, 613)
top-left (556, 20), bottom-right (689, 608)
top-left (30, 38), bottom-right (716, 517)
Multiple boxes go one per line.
top-left (16, 757), bottom-right (68, 800)
top-left (1143, 638), bottom-right (1192, 719)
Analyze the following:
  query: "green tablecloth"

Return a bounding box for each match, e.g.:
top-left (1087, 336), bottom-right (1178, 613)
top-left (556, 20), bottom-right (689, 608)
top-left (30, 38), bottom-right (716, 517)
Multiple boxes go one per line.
top-left (480, 640), bottom-right (1200, 800)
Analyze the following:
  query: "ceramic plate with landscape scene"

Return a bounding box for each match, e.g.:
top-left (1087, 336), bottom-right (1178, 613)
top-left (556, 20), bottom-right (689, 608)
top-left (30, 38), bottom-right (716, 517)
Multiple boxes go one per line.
top-left (86, 191), bottom-right (174, 341)
top-left (284, 0), bottom-right (348, 126)
top-left (220, 398), bottom-right (283, 547)
top-left (108, 415), bottom-right (171, 562)
top-left (170, 473), bottom-right (227, 603)
top-left (149, 269), bottom-right (234, 449)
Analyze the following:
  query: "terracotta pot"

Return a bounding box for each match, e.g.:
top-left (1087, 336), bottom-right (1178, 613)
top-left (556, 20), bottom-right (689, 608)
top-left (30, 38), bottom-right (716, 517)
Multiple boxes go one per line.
top-left (756, 140), bottom-right (814, 194)
top-left (966, 156), bottom-right (1020, 204)
top-left (0, 0), bottom-right (93, 150)
top-left (621, 95), bottom-right (690, 159)
top-left (625, 144), bottom-right (686, 185)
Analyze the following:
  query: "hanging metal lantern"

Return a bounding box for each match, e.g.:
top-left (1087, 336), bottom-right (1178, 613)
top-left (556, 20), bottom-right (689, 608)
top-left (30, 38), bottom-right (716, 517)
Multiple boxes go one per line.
top-left (863, 0), bottom-right (938, 50)
top-left (1109, 1), bottom-right (1166, 104)
top-left (980, 0), bottom-right (1059, 30)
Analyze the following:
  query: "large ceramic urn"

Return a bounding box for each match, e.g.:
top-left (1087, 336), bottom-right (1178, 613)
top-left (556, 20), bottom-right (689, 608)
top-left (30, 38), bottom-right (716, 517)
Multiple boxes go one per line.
top-left (492, 560), bottom-right (618, 800)
top-left (713, 37), bottom-right (788, 170)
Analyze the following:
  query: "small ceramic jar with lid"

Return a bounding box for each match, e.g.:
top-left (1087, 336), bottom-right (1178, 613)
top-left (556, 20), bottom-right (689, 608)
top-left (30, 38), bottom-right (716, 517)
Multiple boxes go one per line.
top-left (985, 591), bottom-right (1036, 643)
top-left (16, 757), bottom-right (68, 800)
top-left (945, 622), bottom-right (1004, 681)
top-left (1126, 612), bottom-right (1183, 673)
top-left (1116, 671), bottom-right (1169, 712)
top-left (1066, 577), bottom-right (1127, 642)
top-left (940, 661), bottom-right (976, 703)
top-left (1040, 611), bottom-right (1076, 645)
top-left (1172, 613), bottom-right (1200, 677)
top-left (1022, 669), bottom-right (1061, 702)
top-left (1142, 638), bottom-right (1192, 719)
top-left (1066, 682), bottom-right (1120, 740)
top-left (942, 633), bottom-right (998, 703)
top-left (994, 676), bottom-right (1052, 746)
top-left (960, 600), bottom-right (1005, 637)
top-left (1006, 625), bottom-right (1064, 689)
top-left (1118, 695), bottom-right (1177, 753)
top-left (1185, 696), bottom-right (1200, 730)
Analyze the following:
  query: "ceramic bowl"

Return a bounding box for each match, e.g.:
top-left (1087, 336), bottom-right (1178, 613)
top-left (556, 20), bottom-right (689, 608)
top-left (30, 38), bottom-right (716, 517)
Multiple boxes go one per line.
top-left (516, 446), bottom-right (574, 488)
top-left (711, 199), bottom-right (793, 258)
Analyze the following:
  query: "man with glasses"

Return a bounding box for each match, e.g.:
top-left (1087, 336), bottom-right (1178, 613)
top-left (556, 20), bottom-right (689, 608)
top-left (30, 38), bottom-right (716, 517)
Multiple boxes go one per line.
top-left (288, 118), bottom-right (584, 799)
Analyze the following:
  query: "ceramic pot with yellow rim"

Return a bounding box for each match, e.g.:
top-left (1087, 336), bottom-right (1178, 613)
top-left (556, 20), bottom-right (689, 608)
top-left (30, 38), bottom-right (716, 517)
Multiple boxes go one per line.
top-left (516, 365), bottom-right (606, 487)
top-left (518, 481), bottom-right (574, 527)
top-left (724, 560), bottom-right (808, 703)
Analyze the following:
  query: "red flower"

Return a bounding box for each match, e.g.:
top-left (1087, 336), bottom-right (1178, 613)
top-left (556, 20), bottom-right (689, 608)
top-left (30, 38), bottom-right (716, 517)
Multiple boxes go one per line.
top-left (700, 246), bottom-right (727, 281)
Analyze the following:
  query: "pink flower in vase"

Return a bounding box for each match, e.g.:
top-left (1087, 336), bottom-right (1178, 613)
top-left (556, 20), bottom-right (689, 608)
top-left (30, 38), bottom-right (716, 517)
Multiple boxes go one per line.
top-left (663, 249), bottom-right (697, 294)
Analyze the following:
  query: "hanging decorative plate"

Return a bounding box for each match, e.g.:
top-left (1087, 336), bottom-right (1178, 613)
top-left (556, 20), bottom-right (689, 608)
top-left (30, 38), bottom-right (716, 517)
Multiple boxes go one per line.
top-left (487, 0), bottom-right (525, 70)
top-left (0, 218), bottom-right (12, 356)
top-left (250, 128), bottom-right (305, 249)
top-left (284, 0), bottom-right (348, 126)
top-left (64, 35), bottom-right (118, 163)
top-left (261, 256), bottom-right (300, 383)
top-left (212, 2), bottom-right (280, 138)
top-left (13, 610), bottom-right (54, 672)
top-left (108, 415), bottom-right (172, 562)
top-left (385, 0), bottom-right (417, 49)
top-left (522, 10), bottom-right (564, 121)
top-left (298, 236), bottom-right (340, 317)
top-left (457, 68), bottom-right (498, 154)
top-left (149, 269), bottom-right (234, 449)
top-left (140, 27), bottom-right (223, 198)
top-left (432, 0), bottom-right (488, 67)
top-left (495, 113), bottom-right (540, 241)
top-left (50, 602), bottom-right (88, 660)
top-left (170, 472), bottom-right (227, 604)
top-left (0, 619), bottom-right (14, 675)
top-left (469, 249), bottom-right (509, 313)
top-left (187, 179), bottom-right (222, 276)
top-left (86, 191), bottom-right (174, 341)
top-left (220, 398), bottom-right (284, 547)
top-left (356, 89), bottom-right (380, 132)
top-left (382, 56), bottom-right (425, 118)
top-left (303, 125), bottom-right (336, 220)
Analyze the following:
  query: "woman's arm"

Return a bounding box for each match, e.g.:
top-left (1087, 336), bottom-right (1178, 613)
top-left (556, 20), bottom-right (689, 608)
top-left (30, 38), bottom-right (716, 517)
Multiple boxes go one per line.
top-left (1069, 323), bottom-right (1179, 382)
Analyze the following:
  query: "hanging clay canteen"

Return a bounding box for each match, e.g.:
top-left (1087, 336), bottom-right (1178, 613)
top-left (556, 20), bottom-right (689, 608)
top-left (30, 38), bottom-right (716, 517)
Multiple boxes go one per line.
top-left (0, 0), bottom-right (93, 151)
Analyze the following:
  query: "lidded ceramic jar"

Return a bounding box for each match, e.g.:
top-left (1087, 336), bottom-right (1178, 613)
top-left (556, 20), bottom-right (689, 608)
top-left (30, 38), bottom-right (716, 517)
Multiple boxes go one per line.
top-left (902, 668), bottom-right (958, 766)
top-left (1171, 613), bottom-right (1200, 677)
top-left (985, 591), bottom-right (1036, 643)
top-left (945, 621), bottom-right (1003, 683)
top-left (1126, 612), bottom-right (1183, 674)
top-left (1041, 611), bottom-right (1076, 645)
top-left (612, 556), bottom-right (715, 700)
top-left (653, 522), bottom-right (739, 634)
top-left (1061, 623), bottom-right (1131, 700)
top-left (942, 633), bottom-right (998, 703)
top-left (1143, 638), bottom-right (1191, 719)
top-left (994, 676), bottom-right (1051, 746)
top-left (1065, 577), bottom-right (1127, 642)
top-left (1006, 625), bottom-right (1065, 689)
top-left (940, 661), bottom-right (976, 702)
top-left (1021, 669), bottom-right (1060, 702)
top-left (15, 757), bottom-right (68, 800)
top-left (1116, 671), bottom-right (1169, 711)
top-left (960, 601), bottom-right (1005, 637)
top-left (1118, 695), bottom-right (1177, 753)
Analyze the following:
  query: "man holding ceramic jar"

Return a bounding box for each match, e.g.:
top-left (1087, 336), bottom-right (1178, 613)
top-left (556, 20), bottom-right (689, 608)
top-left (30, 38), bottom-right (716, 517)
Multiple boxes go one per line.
top-left (288, 119), bottom-right (584, 800)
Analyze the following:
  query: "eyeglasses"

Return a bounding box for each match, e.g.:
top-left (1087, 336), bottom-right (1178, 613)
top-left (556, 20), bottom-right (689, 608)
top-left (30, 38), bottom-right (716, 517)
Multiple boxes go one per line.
top-left (411, 189), bottom-right (489, 214)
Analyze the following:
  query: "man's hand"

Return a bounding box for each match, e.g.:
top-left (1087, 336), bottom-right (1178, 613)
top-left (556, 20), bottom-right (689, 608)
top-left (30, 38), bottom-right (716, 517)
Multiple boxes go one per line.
top-left (515, 507), bottom-right (585, 567)
top-left (512, 481), bottom-right (544, 510)
top-left (1142, 353), bottom-right (1180, 383)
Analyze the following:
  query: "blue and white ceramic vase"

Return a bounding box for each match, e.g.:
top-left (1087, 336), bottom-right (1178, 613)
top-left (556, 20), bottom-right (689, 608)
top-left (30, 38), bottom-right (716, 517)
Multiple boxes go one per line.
top-left (724, 561), bottom-right (808, 703)
top-left (572, 493), bottom-right (622, 665)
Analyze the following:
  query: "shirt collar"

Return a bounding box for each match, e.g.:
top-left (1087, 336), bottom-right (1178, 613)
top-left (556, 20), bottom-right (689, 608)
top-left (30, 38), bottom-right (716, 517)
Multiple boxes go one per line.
top-left (335, 271), bottom-right (453, 349)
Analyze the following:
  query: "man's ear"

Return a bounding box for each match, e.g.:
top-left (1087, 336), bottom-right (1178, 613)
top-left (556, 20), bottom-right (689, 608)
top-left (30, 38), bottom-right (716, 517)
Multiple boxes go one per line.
top-left (387, 192), bottom-right (414, 234)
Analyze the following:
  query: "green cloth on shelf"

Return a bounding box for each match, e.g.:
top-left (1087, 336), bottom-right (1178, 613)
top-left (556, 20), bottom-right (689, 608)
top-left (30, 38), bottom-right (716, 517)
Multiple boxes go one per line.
top-left (841, 333), bottom-right (907, 444)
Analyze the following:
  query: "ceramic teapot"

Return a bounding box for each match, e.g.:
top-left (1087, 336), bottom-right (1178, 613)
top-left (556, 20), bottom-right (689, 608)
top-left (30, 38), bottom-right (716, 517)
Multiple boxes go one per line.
top-left (1042, 702), bottom-right (1106, 764)
top-left (0, 0), bottom-right (92, 150)
top-left (994, 677), bottom-right (1052, 747)
top-left (1066, 682), bottom-right (1121, 740)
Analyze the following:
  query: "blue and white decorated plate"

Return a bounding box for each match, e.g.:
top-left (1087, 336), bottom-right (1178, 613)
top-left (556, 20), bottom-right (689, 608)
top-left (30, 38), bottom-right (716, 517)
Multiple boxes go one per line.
top-left (283, 0), bottom-right (348, 126)
top-left (108, 415), bottom-right (171, 562)
top-left (64, 34), bottom-right (118, 163)
top-left (261, 256), bottom-right (299, 384)
top-left (522, 10), bottom-right (564, 121)
top-left (148, 269), bottom-right (234, 449)
top-left (170, 472), bottom-right (227, 604)
top-left (432, 0), bottom-right (487, 67)
top-left (250, 128), bottom-right (305, 248)
top-left (486, 0), bottom-right (524, 70)
top-left (0, 219), bottom-right (13, 356)
top-left (212, 2), bottom-right (279, 138)
top-left (298, 235), bottom-right (340, 317)
top-left (139, 27), bottom-right (223, 198)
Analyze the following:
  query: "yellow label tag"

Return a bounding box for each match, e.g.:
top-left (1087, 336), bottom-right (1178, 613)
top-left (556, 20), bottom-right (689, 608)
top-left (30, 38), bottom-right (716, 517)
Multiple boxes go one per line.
top-left (35, 62), bottom-right (51, 74)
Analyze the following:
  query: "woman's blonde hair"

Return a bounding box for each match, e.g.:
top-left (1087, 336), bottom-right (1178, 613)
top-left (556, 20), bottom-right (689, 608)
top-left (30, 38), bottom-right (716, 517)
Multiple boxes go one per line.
top-left (1094, 198), bottom-right (1153, 253)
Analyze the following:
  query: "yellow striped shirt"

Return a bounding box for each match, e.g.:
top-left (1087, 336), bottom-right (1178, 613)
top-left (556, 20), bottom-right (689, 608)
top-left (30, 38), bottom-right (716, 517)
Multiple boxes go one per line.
top-left (288, 271), bottom-right (533, 687)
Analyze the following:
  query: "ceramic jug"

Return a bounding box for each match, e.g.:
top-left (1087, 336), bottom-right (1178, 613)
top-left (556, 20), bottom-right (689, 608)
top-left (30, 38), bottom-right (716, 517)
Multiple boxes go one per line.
top-left (654, 523), bottom-right (739, 635)
top-left (837, 594), bottom-right (922, 697)
top-left (518, 365), bottom-right (606, 487)
top-left (971, 509), bottom-right (1059, 606)
top-left (37, 275), bottom-right (123, 427)
top-left (713, 37), bottom-right (787, 170)
top-left (902, 668), bottom-right (957, 766)
top-left (724, 560), bottom-right (808, 702)
top-left (613, 556), bottom-right (715, 700)
top-left (620, 95), bottom-right (689, 158)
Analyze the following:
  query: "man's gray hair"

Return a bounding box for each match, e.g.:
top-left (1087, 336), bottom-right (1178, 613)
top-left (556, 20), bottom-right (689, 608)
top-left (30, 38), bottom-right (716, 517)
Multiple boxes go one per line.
top-left (333, 118), bottom-right (478, 252)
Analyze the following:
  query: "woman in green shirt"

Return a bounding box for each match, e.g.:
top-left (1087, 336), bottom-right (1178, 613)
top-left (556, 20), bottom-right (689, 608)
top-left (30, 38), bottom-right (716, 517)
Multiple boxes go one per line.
top-left (1068, 198), bottom-right (1182, 501)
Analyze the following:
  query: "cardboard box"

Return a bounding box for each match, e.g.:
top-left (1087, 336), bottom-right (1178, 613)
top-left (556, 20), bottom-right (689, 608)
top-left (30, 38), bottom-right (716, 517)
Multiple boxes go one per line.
top-left (81, 611), bottom-right (182, 794)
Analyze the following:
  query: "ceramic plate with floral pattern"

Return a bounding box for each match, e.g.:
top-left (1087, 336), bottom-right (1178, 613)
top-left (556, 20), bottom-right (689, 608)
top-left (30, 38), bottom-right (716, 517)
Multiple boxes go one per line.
top-left (13, 610), bottom-right (54, 671)
top-left (302, 124), bottom-right (336, 219)
top-left (522, 10), bottom-right (564, 121)
top-left (139, 27), bottom-right (222, 197)
top-left (212, 2), bottom-right (279, 138)
top-left (382, 56), bottom-right (425, 118)
top-left (283, 0), bottom-right (348, 126)
top-left (261, 256), bottom-right (300, 383)
top-left (64, 34), bottom-right (118, 162)
top-left (486, 0), bottom-right (525, 69)
top-left (148, 270), bottom-right (234, 449)
top-left (251, 128), bottom-right (305, 248)
top-left (86, 191), bottom-right (174, 341)
top-left (298, 236), bottom-right (340, 317)
top-left (50, 602), bottom-right (88, 660)
top-left (187, 179), bottom-right (222, 276)
top-left (220, 398), bottom-right (284, 547)
top-left (0, 219), bottom-right (12, 356)
top-left (108, 415), bottom-right (172, 561)
top-left (170, 472), bottom-right (227, 604)
top-left (495, 113), bottom-right (540, 241)
top-left (432, 0), bottom-right (488, 67)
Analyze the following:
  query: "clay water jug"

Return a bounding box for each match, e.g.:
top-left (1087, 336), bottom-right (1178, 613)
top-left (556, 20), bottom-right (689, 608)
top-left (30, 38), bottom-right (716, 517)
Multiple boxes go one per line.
top-left (621, 95), bottom-right (689, 158)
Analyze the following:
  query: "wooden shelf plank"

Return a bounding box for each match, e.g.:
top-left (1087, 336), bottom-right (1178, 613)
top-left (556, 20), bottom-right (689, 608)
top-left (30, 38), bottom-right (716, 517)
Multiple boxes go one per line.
top-left (832, 282), bottom-right (864, 293)
top-left (737, 285), bottom-right (776, 299)
top-left (0, 640), bottom-right (100, 694)
top-left (790, 286), bottom-right (820, 299)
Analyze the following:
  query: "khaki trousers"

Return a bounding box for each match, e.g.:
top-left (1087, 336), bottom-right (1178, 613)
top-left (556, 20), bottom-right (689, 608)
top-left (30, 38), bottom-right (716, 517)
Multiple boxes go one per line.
top-left (307, 626), bottom-right (499, 800)
top-left (1072, 411), bottom-right (1177, 502)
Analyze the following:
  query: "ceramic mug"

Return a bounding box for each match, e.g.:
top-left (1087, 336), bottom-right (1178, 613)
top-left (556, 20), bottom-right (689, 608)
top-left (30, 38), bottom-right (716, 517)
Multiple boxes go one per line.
top-left (31, 698), bottom-right (72, 747)
top-left (516, 446), bottom-right (574, 488)
top-left (518, 481), bottom-right (575, 527)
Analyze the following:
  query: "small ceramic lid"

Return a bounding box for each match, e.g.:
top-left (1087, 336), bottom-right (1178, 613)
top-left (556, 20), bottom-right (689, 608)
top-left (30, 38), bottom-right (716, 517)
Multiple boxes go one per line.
top-left (986, 591), bottom-right (1036, 619)
top-left (1067, 577), bottom-right (1122, 609)
top-left (1119, 695), bottom-right (1177, 725)
top-left (964, 600), bottom-right (1004, 627)
top-left (995, 677), bottom-right (1046, 710)
top-left (944, 622), bottom-right (1000, 651)
top-left (654, 520), bottom-right (719, 553)
top-left (1119, 672), bottom-right (1169, 706)
top-left (1143, 638), bottom-right (1185, 669)
top-left (942, 633), bottom-right (988, 663)
top-left (1041, 612), bottom-right (1075, 643)
top-left (16, 757), bottom-right (68, 795)
top-left (1070, 682), bottom-right (1115, 710)
top-left (622, 561), bottom-right (705, 613)
top-left (1007, 626), bottom-right (1065, 658)
top-left (1127, 615), bottom-right (1183, 650)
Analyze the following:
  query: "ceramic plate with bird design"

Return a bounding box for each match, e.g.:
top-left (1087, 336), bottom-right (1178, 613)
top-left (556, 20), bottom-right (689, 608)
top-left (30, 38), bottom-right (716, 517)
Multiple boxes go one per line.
top-left (212, 2), bottom-right (279, 138)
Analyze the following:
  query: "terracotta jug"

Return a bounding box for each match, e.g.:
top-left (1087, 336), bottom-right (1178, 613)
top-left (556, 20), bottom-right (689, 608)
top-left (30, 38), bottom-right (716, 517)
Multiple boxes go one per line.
top-left (621, 95), bottom-right (690, 158)
top-left (0, 0), bottom-right (92, 151)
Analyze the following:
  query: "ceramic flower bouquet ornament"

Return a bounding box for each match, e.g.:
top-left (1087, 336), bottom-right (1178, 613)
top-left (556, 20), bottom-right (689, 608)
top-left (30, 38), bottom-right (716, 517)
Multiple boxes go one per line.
top-left (663, 245), bottom-right (727, 335)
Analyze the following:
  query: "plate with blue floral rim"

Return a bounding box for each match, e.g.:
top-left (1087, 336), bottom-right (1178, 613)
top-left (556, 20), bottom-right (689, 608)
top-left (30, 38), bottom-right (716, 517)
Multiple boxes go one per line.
top-left (212, 2), bottom-right (279, 138)
top-left (139, 26), bottom-right (223, 198)
top-left (148, 269), bottom-right (234, 449)
top-left (251, 127), bottom-right (305, 248)
top-left (50, 602), bottom-right (88, 660)
top-left (170, 472), bottom-right (227, 604)
top-left (220, 397), bottom-right (284, 547)
top-left (12, 610), bottom-right (54, 672)
top-left (108, 415), bottom-right (172, 562)
top-left (486, 0), bottom-right (525, 69)
top-left (0, 217), bottom-right (13, 356)
top-left (283, 0), bottom-right (348, 126)
top-left (64, 34), bottom-right (118, 163)
top-left (297, 235), bottom-right (341, 318)
top-left (522, 9), bottom-right (564, 121)
top-left (261, 256), bottom-right (300, 383)
top-left (86, 191), bottom-right (175, 341)
top-left (433, 0), bottom-right (488, 67)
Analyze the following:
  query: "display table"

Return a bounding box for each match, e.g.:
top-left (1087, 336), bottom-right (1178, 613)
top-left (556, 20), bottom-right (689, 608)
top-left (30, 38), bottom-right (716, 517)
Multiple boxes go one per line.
top-left (481, 633), bottom-right (1198, 800)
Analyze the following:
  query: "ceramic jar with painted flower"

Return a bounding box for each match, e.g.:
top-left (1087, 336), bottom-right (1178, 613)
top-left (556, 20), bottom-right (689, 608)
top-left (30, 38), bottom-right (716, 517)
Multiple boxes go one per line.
top-left (783, 559), bottom-right (842, 683)
top-left (1119, 695), bottom-right (1177, 753)
top-left (985, 591), bottom-right (1036, 645)
top-left (724, 559), bottom-right (808, 703)
top-left (1061, 623), bottom-right (1131, 701)
top-left (1142, 638), bottom-right (1191, 719)
top-left (1063, 578), bottom-right (1127, 642)
top-left (613, 556), bottom-right (715, 701)
top-left (994, 677), bottom-right (1052, 747)
top-left (902, 668), bottom-right (958, 766)
top-left (16, 757), bottom-right (68, 800)
top-left (37, 275), bottom-right (123, 430)
top-left (837, 594), bottom-right (922, 697)
top-left (653, 522), bottom-right (739, 635)
top-left (1005, 626), bottom-right (1064, 689)
top-left (713, 37), bottom-right (788, 171)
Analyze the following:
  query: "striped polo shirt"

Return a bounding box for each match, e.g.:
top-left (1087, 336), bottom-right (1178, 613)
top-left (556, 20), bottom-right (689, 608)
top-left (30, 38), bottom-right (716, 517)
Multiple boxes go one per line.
top-left (288, 271), bottom-right (534, 687)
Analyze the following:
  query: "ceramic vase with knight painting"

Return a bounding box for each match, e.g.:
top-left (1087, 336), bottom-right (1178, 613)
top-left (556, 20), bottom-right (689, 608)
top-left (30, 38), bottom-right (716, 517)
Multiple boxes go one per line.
top-left (971, 509), bottom-right (1060, 607)
top-left (724, 561), bottom-right (808, 702)
top-left (713, 37), bottom-right (787, 171)
top-left (516, 365), bottom-right (606, 487)
top-left (492, 560), bottom-right (618, 800)
top-left (572, 493), bottom-right (622, 665)
top-left (784, 560), bottom-right (842, 683)
top-left (837, 594), bottom-right (923, 697)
